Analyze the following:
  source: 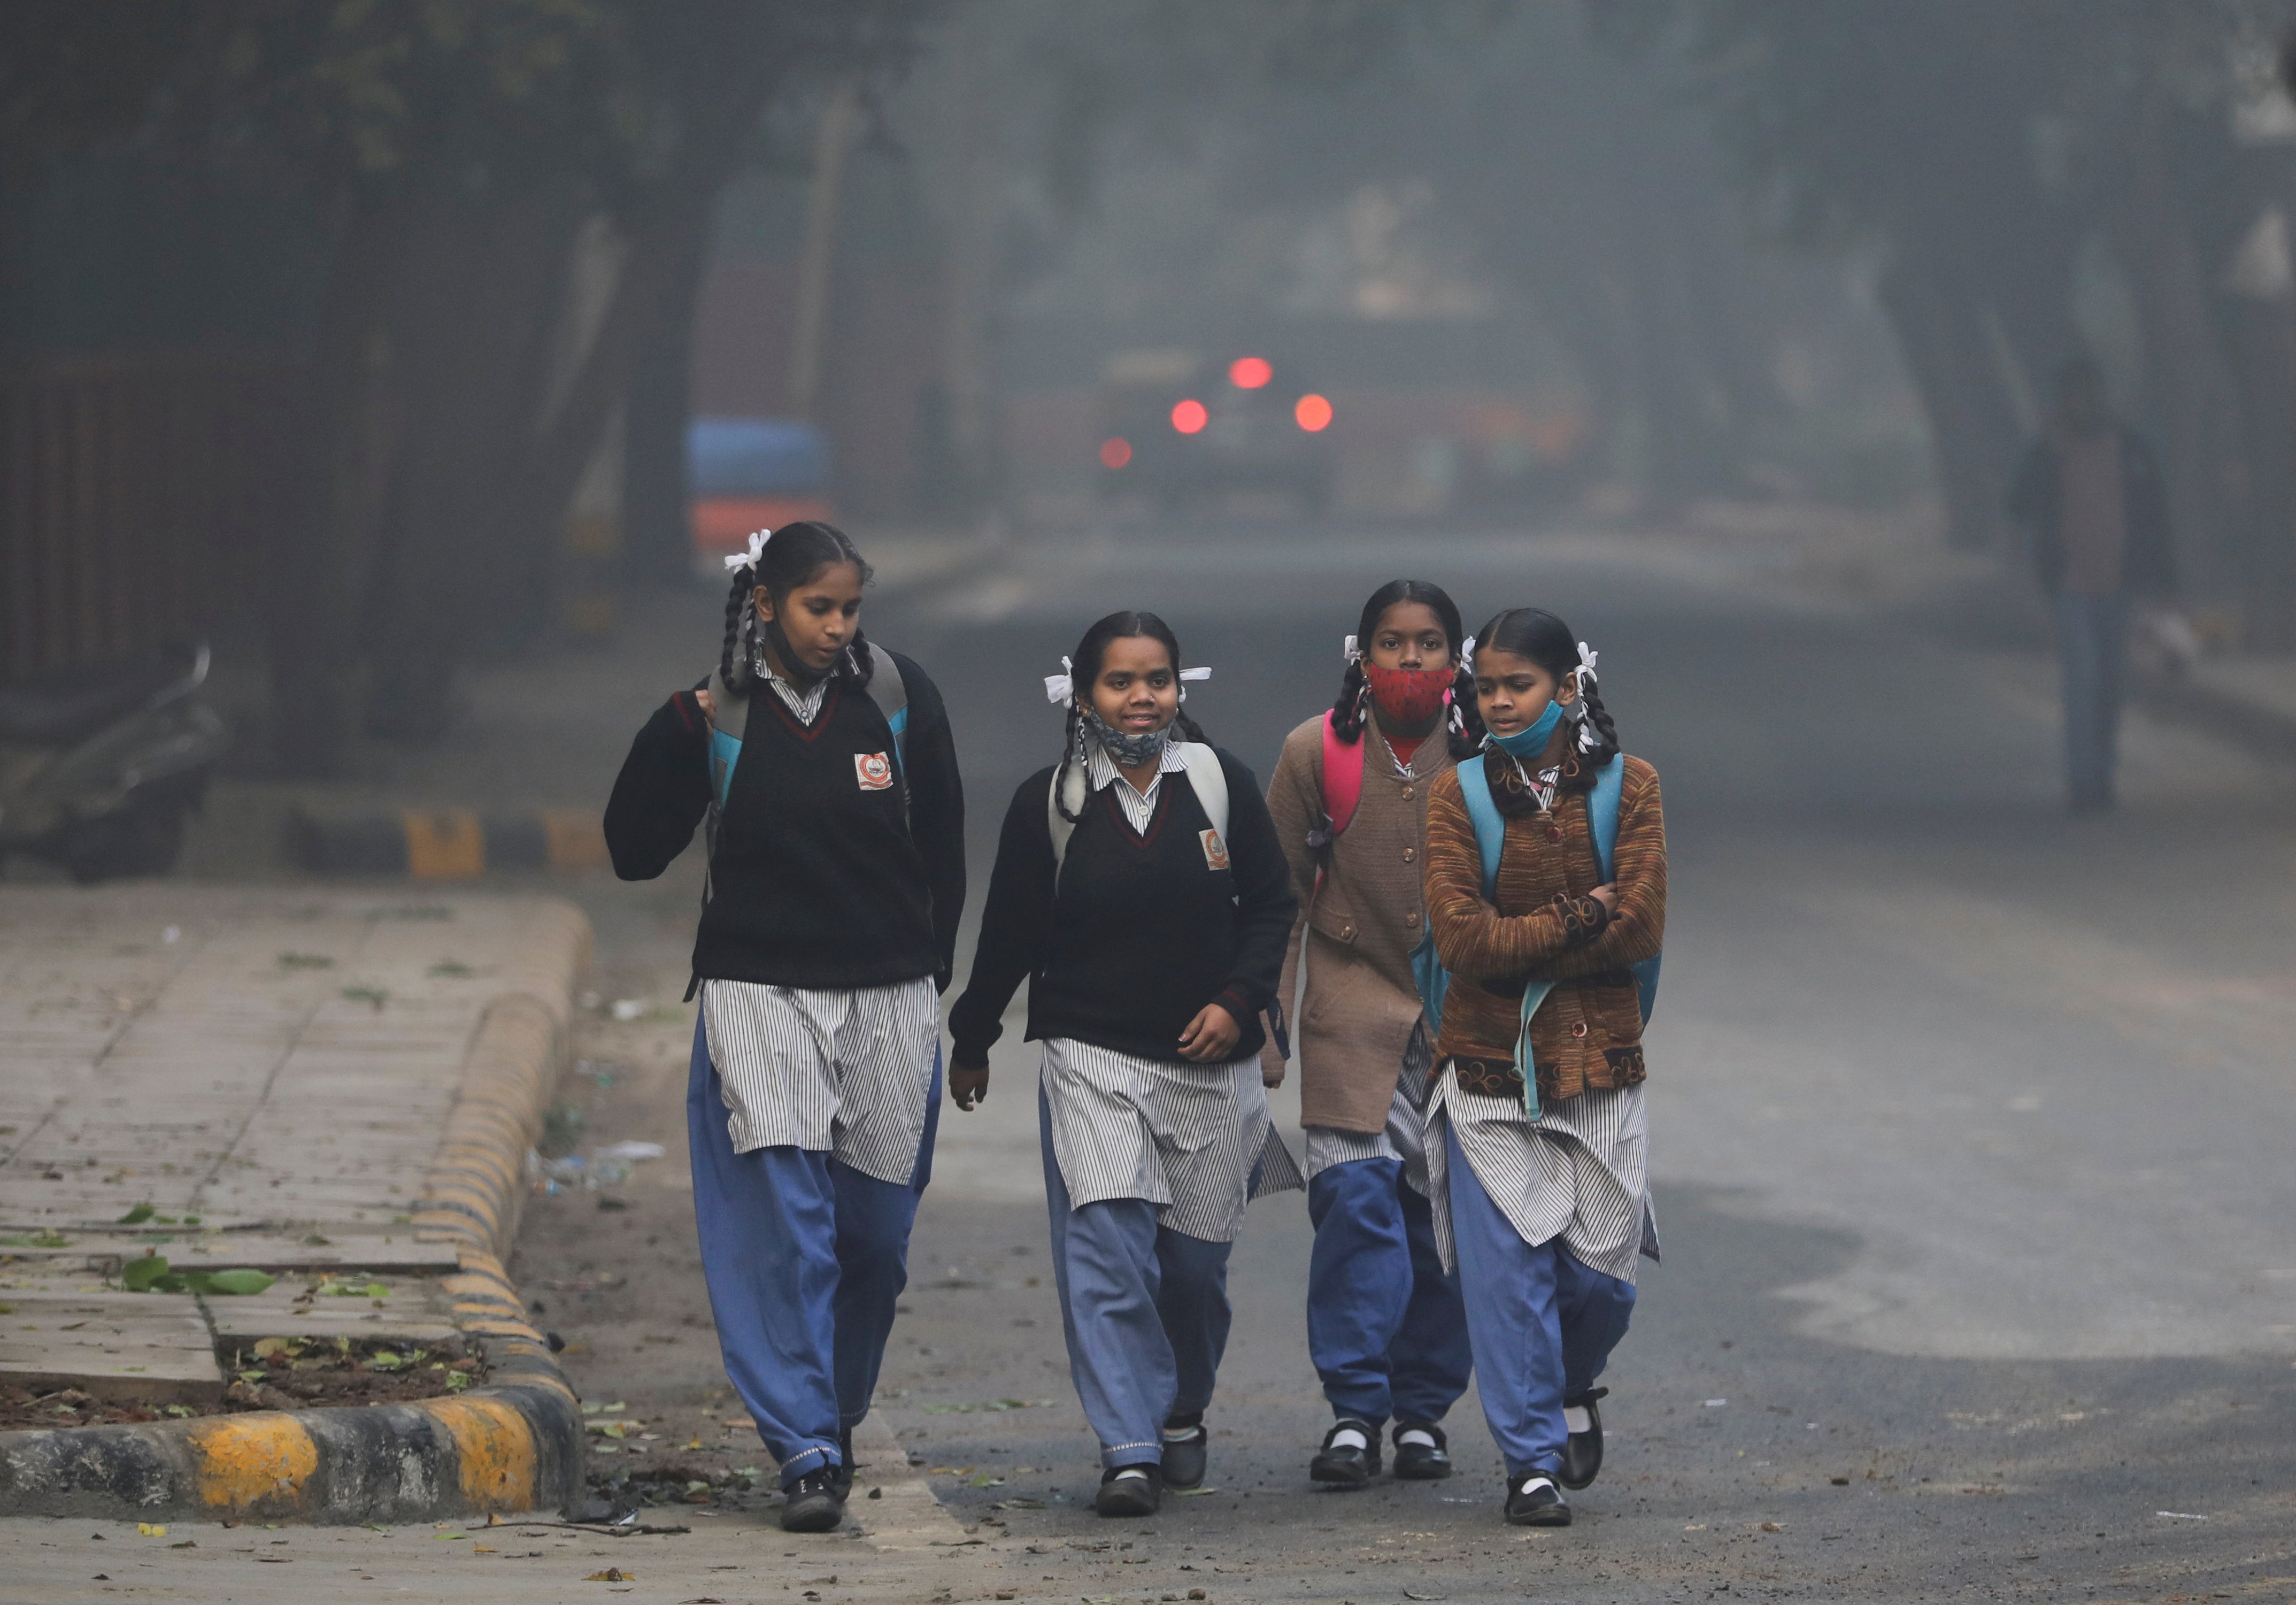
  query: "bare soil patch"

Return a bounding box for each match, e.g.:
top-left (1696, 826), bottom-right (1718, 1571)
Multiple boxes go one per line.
top-left (0, 1337), bottom-right (486, 1430)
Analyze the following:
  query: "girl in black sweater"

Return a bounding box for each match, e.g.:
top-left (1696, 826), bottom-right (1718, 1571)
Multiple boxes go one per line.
top-left (604, 522), bottom-right (964, 1534)
top-left (947, 611), bottom-right (1297, 1517)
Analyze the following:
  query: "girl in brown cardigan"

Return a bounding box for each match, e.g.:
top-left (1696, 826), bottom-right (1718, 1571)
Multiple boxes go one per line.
top-left (1421, 606), bottom-right (1665, 1529)
top-left (1261, 580), bottom-right (1479, 1491)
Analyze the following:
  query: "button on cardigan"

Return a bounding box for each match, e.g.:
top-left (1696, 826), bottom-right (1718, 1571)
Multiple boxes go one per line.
top-left (1260, 714), bottom-right (1455, 1134)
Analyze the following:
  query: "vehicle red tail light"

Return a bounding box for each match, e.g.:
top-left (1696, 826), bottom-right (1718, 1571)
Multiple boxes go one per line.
top-left (1229, 356), bottom-right (1273, 389)
top-left (1295, 393), bottom-right (1333, 432)
top-left (1171, 399), bottom-right (1209, 434)
top-left (1100, 437), bottom-right (1132, 469)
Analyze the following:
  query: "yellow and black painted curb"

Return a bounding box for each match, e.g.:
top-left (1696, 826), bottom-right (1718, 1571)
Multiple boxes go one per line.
top-left (0, 913), bottom-right (596, 1524)
top-left (293, 805), bottom-right (610, 879)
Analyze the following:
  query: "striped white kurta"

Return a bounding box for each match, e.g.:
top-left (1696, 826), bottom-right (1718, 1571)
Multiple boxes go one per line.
top-left (1300, 1017), bottom-right (1434, 1197)
top-left (700, 978), bottom-right (940, 1185)
top-left (697, 660), bottom-right (937, 1188)
top-left (1426, 1069), bottom-right (1660, 1284)
top-left (1041, 1039), bottom-right (1296, 1243)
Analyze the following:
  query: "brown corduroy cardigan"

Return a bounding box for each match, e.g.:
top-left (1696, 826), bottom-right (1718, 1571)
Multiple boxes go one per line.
top-left (1423, 731), bottom-right (1666, 1103)
top-left (1260, 713), bottom-right (1457, 1134)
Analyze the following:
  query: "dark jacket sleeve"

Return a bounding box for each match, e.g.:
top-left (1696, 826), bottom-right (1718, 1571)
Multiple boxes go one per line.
top-left (604, 687), bottom-right (711, 881)
top-left (1209, 749), bottom-right (1300, 1027)
top-left (2121, 429), bottom-right (2178, 595)
top-left (889, 652), bottom-right (967, 990)
top-left (2007, 437), bottom-right (2062, 591)
top-left (946, 770), bottom-right (1058, 1067)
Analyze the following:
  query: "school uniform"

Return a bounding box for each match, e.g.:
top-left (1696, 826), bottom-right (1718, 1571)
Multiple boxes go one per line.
top-left (1262, 717), bottom-right (1471, 1435)
top-left (605, 647), bottom-right (964, 1485)
top-left (1420, 731), bottom-right (1665, 1484)
top-left (950, 741), bottom-right (1297, 1469)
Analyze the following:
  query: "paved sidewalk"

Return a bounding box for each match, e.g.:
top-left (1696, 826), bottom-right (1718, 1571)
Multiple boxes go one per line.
top-left (0, 886), bottom-right (591, 1519)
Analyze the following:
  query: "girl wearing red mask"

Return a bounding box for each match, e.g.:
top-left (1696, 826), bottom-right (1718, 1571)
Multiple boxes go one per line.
top-left (1261, 580), bottom-right (1482, 1491)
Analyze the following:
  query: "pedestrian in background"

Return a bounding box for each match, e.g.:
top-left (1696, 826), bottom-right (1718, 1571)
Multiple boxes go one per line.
top-left (1421, 608), bottom-right (1665, 1528)
top-left (1260, 580), bottom-right (1476, 1491)
top-left (2008, 356), bottom-right (2178, 816)
top-left (603, 522), bottom-right (966, 1533)
top-left (947, 611), bottom-right (1298, 1518)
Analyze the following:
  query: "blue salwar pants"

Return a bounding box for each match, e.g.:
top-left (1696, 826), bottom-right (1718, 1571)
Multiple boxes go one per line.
top-left (1306, 1157), bottom-right (1472, 1430)
top-left (1445, 1125), bottom-right (1635, 1479)
top-left (687, 1017), bottom-right (940, 1485)
top-left (1041, 1089), bottom-right (1234, 1469)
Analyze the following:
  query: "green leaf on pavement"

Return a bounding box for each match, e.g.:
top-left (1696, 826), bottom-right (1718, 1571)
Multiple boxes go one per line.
top-left (117, 1203), bottom-right (155, 1225)
top-left (201, 1269), bottom-right (275, 1296)
top-left (120, 1254), bottom-right (171, 1292)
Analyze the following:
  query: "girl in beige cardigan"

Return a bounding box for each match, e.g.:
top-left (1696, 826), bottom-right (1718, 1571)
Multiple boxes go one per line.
top-left (1260, 580), bottom-right (1480, 1492)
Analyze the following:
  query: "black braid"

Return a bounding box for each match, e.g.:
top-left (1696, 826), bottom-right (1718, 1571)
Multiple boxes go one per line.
top-left (1574, 679), bottom-right (1622, 766)
top-left (1332, 579), bottom-right (1465, 746)
top-left (719, 569), bottom-right (753, 692)
top-left (1445, 658), bottom-right (1484, 759)
top-left (1053, 702), bottom-right (1090, 824)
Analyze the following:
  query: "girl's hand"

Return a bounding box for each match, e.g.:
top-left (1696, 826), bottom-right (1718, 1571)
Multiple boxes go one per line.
top-left (1178, 1002), bottom-right (1243, 1062)
top-left (949, 1060), bottom-right (991, 1111)
top-left (1590, 882), bottom-right (1619, 915)
top-left (1260, 1049), bottom-right (1287, 1089)
top-left (695, 687), bottom-right (717, 721)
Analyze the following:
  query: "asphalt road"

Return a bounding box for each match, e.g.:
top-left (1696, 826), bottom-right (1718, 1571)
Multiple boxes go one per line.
top-left (19, 516), bottom-right (2291, 1604)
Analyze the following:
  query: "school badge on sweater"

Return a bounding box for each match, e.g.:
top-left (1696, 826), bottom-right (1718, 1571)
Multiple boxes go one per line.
top-left (1199, 827), bottom-right (1230, 871)
top-left (855, 751), bottom-right (895, 791)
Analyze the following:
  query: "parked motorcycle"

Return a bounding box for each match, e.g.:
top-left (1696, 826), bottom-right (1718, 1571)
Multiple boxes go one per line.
top-left (0, 642), bottom-right (229, 882)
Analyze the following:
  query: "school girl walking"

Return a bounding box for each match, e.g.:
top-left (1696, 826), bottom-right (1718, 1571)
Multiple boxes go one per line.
top-left (1421, 606), bottom-right (1665, 1527)
top-left (604, 523), bottom-right (966, 1533)
top-left (947, 611), bottom-right (1298, 1517)
top-left (1260, 581), bottom-right (1476, 1488)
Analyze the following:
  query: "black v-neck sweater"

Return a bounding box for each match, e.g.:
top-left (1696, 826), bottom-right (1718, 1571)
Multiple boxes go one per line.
top-left (603, 650), bottom-right (965, 991)
top-left (948, 749), bottom-right (1297, 1066)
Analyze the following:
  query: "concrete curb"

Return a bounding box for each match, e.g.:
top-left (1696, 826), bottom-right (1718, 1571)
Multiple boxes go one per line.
top-left (0, 903), bottom-right (594, 1524)
top-left (292, 806), bottom-right (610, 879)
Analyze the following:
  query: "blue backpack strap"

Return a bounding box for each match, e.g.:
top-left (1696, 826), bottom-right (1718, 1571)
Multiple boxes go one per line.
top-left (1455, 755), bottom-right (1506, 901)
top-left (1588, 752), bottom-right (1624, 880)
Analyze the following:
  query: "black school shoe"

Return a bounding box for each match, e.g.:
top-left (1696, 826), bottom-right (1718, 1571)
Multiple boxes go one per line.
top-left (1390, 1420), bottom-right (1453, 1480)
top-left (1096, 1464), bottom-right (1163, 1517)
top-left (1161, 1424), bottom-right (1209, 1491)
top-left (1559, 1387), bottom-right (1606, 1491)
top-left (780, 1469), bottom-right (847, 1533)
top-left (826, 1427), bottom-right (856, 1499)
top-left (1504, 1472), bottom-right (1571, 1526)
top-left (1308, 1417), bottom-right (1381, 1487)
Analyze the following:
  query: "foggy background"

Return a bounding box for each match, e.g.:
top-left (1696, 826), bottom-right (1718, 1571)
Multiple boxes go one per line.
top-left (4, 5), bottom-right (2296, 1598)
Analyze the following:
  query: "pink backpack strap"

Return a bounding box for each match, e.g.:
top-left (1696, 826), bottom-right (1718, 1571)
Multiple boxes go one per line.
top-left (1319, 709), bottom-right (1365, 839)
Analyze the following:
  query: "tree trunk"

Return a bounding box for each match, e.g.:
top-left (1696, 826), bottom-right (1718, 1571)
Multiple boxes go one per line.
top-left (1875, 249), bottom-right (2022, 552)
top-left (361, 182), bottom-right (590, 740)
top-left (2113, 125), bottom-right (2247, 604)
top-left (264, 190), bottom-right (411, 777)
top-left (620, 205), bottom-right (711, 587)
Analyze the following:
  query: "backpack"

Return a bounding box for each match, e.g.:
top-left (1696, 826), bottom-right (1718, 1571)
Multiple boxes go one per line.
top-left (1422, 751), bottom-right (1661, 1111)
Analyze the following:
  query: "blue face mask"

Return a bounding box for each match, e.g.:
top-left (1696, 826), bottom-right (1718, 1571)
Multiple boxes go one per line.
top-left (1486, 697), bottom-right (1564, 759)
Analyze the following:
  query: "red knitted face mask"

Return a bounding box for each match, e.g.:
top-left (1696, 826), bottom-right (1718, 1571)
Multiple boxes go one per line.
top-left (1361, 661), bottom-right (1453, 724)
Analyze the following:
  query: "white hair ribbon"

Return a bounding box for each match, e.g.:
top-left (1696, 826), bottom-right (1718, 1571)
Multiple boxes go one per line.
top-left (723, 528), bottom-right (774, 573)
top-left (1459, 634), bottom-right (1477, 674)
top-left (1342, 634), bottom-right (1361, 665)
top-left (1574, 640), bottom-right (1599, 686)
top-left (1044, 656), bottom-right (1075, 705)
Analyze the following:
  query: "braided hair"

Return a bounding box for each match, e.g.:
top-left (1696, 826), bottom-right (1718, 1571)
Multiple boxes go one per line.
top-left (718, 521), bottom-right (878, 693)
top-left (1470, 606), bottom-right (1621, 783)
top-left (1330, 579), bottom-right (1481, 761)
top-left (1053, 610), bottom-right (1211, 824)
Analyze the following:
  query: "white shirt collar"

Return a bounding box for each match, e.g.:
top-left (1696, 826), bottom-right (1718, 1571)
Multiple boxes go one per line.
top-left (1086, 739), bottom-right (1189, 792)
